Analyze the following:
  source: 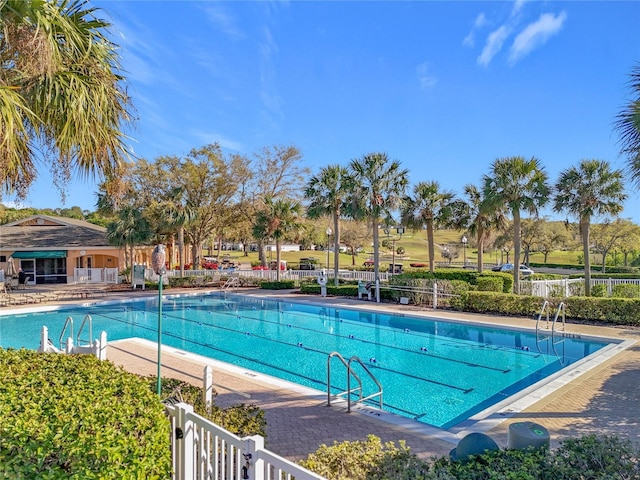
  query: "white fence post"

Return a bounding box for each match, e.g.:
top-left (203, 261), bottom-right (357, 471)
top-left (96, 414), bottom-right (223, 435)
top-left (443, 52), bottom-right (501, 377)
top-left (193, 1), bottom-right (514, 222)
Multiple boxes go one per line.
top-left (433, 282), bottom-right (438, 309)
top-left (244, 435), bottom-right (265, 480)
top-left (175, 403), bottom-right (194, 480)
top-left (203, 365), bottom-right (213, 409)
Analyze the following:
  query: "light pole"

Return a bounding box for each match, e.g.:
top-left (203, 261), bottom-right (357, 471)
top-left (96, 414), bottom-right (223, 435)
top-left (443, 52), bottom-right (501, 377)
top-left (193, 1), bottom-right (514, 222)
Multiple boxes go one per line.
top-left (384, 226), bottom-right (404, 274)
top-left (461, 235), bottom-right (468, 267)
top-left (326, 227), bottom-right (332, 270)
top-left (151, 244), bottom-right (167, 396)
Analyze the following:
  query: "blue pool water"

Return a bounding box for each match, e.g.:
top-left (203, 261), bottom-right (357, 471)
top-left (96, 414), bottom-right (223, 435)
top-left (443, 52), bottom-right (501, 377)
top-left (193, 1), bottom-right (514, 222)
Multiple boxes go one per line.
top-left (0, 293), bottom-right (610, 429)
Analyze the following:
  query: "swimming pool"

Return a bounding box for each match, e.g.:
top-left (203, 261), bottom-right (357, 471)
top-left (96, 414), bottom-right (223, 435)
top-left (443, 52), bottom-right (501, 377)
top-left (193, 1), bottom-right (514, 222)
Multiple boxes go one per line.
top-left (0, 293), bottom-right (612, 429)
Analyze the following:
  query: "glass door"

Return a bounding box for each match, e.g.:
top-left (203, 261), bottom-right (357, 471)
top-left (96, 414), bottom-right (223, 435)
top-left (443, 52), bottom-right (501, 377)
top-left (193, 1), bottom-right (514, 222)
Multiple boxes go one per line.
top-left (19, 259), bottom-right (35, 285)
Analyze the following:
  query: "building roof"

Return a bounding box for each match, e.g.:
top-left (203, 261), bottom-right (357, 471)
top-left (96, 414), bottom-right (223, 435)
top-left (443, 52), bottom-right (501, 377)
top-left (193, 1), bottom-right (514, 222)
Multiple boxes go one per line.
top-left (0, 215), bottom-right (113, 250)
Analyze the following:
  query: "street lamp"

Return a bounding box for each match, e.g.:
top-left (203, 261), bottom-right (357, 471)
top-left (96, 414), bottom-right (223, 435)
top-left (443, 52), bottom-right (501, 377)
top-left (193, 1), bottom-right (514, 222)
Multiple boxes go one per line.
top-left (384, 226), bottom-right (405, 274)
top-left (461, 235), bottom-right (468, 267)
top-left (151, 244), bottom-right (167, 396)
top-left (326, 227), bottom-right (332, 270)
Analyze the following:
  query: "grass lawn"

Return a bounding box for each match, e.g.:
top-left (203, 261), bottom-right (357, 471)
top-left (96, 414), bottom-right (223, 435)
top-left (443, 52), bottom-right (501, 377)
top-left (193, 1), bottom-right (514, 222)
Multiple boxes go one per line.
top-left (205, 230), bottom-right (585, 270)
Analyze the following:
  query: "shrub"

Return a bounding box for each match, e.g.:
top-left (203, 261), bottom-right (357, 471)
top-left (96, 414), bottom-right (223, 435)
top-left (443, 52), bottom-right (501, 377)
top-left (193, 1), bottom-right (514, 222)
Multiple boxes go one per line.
top-left (260, 280), bottom-right (296, 289)
top-left (0, 349), bottom-right (171, 479)
top-left (591, 283), bottom-right (607, 297)
top-left (301, 434), bottom-right (640, 480)
top-left (611, 283), bottom-right (640, 298)
top-left (476, 276), bottom-right (504, 292)
top-left (154, 377), bottom-right (266, 438)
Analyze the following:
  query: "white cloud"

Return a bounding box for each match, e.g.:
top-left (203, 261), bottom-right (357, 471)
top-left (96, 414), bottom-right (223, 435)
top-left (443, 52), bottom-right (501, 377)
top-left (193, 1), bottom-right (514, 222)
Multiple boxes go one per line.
top-left (203, 5), bottom-right (244, 40)
top-left (463, 12), bottom-right (487, 47)
top-left (192, 131), bottom-right (244, 152)
top-left (478, 25), bottom-right (510, 67)
top-left (511, 0), bottom-right (529, 17)
top-left (509, 11), bottom-right (567, 64)
top-left (416, 62), bottom-right (437, 89)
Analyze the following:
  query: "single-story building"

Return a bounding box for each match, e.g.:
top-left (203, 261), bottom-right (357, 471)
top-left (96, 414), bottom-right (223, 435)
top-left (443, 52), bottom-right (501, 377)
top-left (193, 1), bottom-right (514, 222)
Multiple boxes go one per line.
top-left (0, 214), bottom-right (125, 285)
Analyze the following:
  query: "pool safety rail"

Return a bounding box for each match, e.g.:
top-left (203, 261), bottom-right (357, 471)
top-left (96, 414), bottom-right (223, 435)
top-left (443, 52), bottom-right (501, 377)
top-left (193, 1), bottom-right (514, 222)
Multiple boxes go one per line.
top-left (37, 315), bottom-right (107, 360)
top-left (165, 402), bottom-right (325, 480)
top-left (327, 352), bottom-right (383, 413)
top-left (535, 301), bottom-right (567, 361)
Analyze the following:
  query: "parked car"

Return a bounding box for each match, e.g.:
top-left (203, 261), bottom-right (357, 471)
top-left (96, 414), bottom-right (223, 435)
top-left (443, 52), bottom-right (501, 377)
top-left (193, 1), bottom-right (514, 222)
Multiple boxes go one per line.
top-left (299, 257), bottom-right (318, 270)
top-left (498, 263), bottom-right (534, 275)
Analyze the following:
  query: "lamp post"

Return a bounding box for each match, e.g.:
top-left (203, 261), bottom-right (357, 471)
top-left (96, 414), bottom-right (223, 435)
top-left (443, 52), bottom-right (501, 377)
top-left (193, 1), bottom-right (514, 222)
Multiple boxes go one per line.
top-left (461, 235), bottom-right (468, 267)
top-left (151, 244), bottom-right (167, 396)
top-left (384, 226), bottom-right (404, 274)
top-left (326, 227), bottom-right (332, 270)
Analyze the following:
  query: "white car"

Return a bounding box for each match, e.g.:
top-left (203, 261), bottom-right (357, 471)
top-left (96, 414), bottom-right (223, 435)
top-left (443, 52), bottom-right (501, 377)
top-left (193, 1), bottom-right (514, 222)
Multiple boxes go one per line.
top-left (499, 263), bottom-right (534, 275)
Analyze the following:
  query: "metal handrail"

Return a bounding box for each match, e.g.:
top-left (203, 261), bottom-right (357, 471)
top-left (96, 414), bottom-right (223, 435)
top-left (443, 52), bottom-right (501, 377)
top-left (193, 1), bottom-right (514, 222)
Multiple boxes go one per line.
top-left (346, 356), bottom-right (383, 413)
top-left (59, 316), bottom-right (73, 351)
top-left (535, 300), bottom-right (550, 333)
top-left (327, 352), bottom-right (362, 406)
top-left (76, 314), bottom-right (93, 347)
top-left (326, 351), bottom-right (383, 414)
top-left (551, 302), bottom-right (566, 342)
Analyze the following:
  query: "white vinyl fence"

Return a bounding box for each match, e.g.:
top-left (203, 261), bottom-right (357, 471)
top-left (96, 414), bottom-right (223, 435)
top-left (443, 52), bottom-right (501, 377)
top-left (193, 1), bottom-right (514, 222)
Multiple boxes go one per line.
top-left (524, 277), bottom-right (640, 297)
top-left (73, 268), bottom-right (120, 284)
top-left (166, 402), bottom-right (325, 480)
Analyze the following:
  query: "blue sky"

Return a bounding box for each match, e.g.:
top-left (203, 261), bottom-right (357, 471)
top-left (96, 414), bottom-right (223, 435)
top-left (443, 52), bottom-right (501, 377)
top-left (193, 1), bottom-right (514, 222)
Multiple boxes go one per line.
top-left (16, 0), bottom-right (640, 222)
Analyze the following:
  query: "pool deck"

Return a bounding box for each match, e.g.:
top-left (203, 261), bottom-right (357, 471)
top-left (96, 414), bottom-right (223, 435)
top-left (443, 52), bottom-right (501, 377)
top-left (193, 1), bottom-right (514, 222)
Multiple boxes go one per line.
top-left (4, 285), bottom-right (640, 461)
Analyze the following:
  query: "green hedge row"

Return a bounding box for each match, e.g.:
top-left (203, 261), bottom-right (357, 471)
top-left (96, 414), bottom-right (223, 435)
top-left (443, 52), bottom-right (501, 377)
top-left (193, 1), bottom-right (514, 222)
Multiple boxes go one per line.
top-left (0, 350), bottom-right (171, 479)
top-left (456, 291), bottom-right (640, 326)
top-left (300, 434), bottom-right (640, 480)
top-left (260, 280), bottom-right (296, 289)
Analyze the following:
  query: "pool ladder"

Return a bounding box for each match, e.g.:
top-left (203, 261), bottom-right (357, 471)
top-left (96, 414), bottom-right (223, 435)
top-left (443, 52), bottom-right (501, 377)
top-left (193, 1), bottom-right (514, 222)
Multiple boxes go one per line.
top-left (535, 301), bottom-right (566, 362)
top-left (58, 314), bottom-right (93, 351)
top-left (326, 352), bottom-right (383, 413)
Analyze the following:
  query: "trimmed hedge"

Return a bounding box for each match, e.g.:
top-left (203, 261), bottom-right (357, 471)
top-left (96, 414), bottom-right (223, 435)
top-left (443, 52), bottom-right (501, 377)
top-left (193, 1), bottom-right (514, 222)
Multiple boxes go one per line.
top-left (301, 434), bottom-right (640, 480)
top-left (260, 280), bottom-right (296, 289)
top-left (0, 349), bottom-right (171, 479)
top-left (453, 291), bottom-right (640, 326)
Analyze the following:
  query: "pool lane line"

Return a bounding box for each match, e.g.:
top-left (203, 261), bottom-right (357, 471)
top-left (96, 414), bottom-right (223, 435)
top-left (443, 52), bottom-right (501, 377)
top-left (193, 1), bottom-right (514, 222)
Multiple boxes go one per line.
top-left (92, 310), bottom-right (478, 395)
top-left (167, 305), bottom-right (517, 374)
top-left (119, 304), bottom-right (521, 374)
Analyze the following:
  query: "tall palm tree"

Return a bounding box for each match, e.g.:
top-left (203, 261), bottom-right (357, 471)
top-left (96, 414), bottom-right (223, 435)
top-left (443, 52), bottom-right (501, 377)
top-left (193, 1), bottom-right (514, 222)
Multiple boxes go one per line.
top-left (305, 165), bottom-right (350, 286)
top-left (400, 181), bottom-right (455, 273)
top-left (253, 196), bottom-right (302, 282)
top-left (553, 159), bottom-right (626, 296)
top-left (0, 0), bottom-right (133, 198)
top-left (483, 156), bottom-right (550, 293)
top-left (159, 187), bottom-right (197, 277)
top-left (347, 152), bottom-right (408, 302)
top-left (614, 63), bottom-right (640, 188)
top-left (106, 206), bottom-right (152, 276)
top-left (452, 184), bottom-right (507, 273)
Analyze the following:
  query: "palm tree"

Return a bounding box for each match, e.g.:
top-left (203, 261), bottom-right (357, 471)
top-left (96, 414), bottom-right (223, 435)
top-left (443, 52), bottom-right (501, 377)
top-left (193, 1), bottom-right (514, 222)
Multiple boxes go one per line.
top-left (483, 156), bottom-right (550, 293)
top-left (553, 159), bottom-right (626, 296)
top-left (452, 184), bottom-right (507, 273)
top-left (305, 165), bottom-right (350, 286)
top-left (614, 63), bottom-right (640, 188)
top-left (0, 0), bottom-right (133, 198)
top-left (160, 187), bottom-right (197, 277)
top-left (253, 197), bottom-right (302, 282)
top-left (347, 153), bottom-right (408, 302)
top-left (400, 181), bottom-right (455, 273)
top-left (106, 206), bottom-right (152, 277)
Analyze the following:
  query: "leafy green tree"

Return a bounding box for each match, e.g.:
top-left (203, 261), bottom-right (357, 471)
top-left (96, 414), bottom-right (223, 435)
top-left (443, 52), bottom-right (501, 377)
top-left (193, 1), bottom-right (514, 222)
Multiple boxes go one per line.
top-left (253, 197), bottom-right (302, 282)
top-left (591, 219), bottom-right (634, 272)
top-left (238, 145), bottom-right (308, 266)
top-left (483, 156), bottom-right (550, 293)
top-left (0, 0), bottom-right (132, 200)
top-left (537, 221), bottom-right (572, 263)
top-left (106, 206), bottom-right (152, 275)
top-left (451, 183), bottom-right (507, 273)
top-left (305, 165), bottom-right (350, 285)
top-left (400, 181), bottom-right (456, 273)
top-left (614, 63), bottom-right (640, 188)
top-left (347, 153), bottom-right (408, 302)
top-left (553, 159), bottom-right (626, 295)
